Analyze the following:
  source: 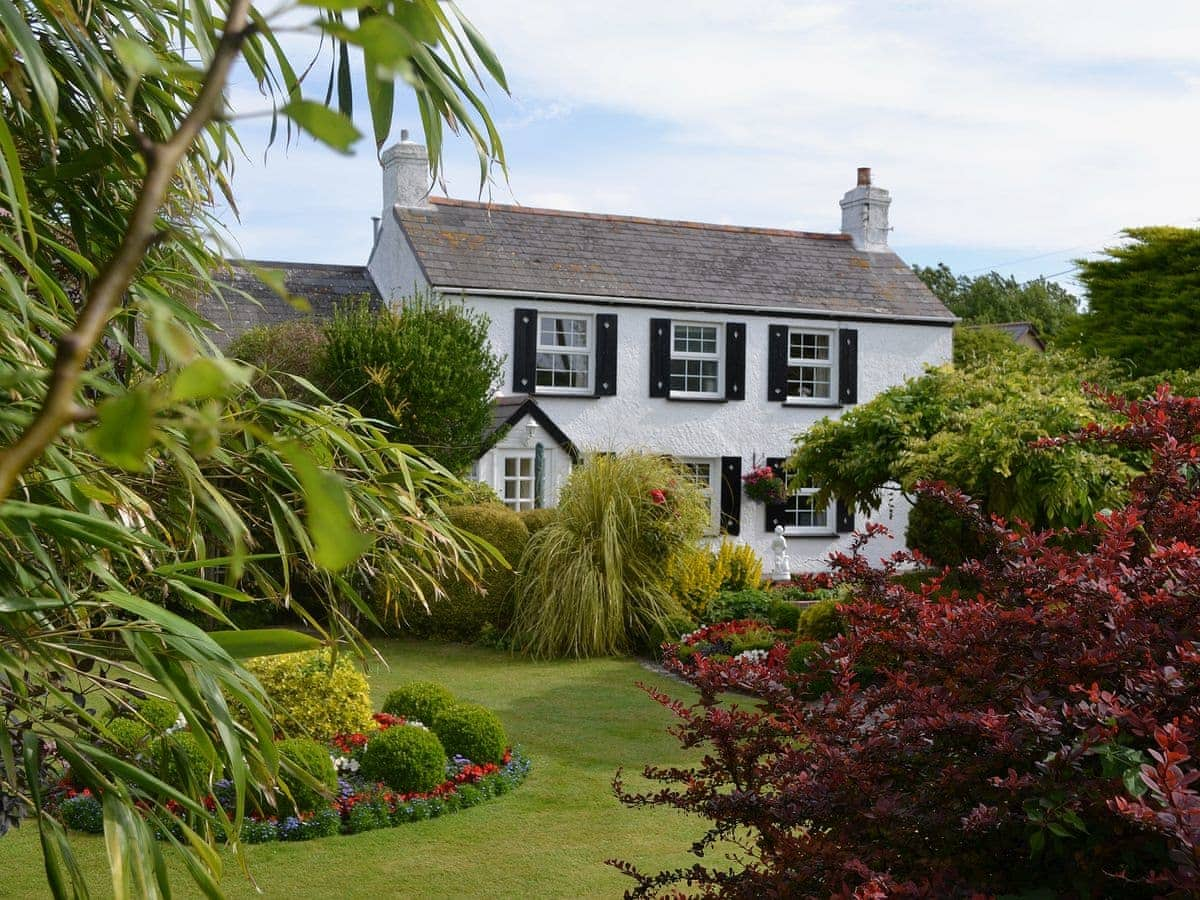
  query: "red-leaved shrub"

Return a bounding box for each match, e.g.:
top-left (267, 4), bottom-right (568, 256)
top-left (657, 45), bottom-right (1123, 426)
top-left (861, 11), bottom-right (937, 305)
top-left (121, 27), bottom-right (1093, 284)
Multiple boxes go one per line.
top-left (612, 386), bottom-right (1200, 898)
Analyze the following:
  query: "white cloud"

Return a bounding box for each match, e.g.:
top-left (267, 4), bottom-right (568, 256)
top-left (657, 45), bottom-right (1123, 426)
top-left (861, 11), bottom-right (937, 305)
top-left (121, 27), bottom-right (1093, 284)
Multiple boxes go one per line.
top-left (222, 0), bottom-right (1200, 271)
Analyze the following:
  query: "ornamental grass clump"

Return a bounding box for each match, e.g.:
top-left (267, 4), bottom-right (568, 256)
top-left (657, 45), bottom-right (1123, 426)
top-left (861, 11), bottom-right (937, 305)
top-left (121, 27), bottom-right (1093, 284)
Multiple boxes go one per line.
top-left (510, 452), bottom-right (709, 658)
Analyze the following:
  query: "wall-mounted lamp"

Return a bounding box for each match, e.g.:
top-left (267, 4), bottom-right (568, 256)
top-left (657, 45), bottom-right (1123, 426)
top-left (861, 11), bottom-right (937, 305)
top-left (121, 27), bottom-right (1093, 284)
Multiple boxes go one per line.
top-left (524, 421), bottom-right (538, 447)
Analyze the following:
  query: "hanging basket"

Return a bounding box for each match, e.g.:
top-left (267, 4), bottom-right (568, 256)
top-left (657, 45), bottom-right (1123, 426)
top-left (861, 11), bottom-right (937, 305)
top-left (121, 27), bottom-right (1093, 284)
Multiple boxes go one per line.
top-left (742, 466), bottom-right (789, 504)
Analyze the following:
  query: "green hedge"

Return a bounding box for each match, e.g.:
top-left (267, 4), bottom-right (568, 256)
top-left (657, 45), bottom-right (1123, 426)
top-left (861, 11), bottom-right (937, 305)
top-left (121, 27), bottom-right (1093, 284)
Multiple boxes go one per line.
top-left (400, 504), bottom-right (529, 640)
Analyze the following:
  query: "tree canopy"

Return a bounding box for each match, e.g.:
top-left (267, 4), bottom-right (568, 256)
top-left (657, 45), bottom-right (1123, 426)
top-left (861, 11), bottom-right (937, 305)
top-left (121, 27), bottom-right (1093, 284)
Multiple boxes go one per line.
top-left (0, 1), bottom-right (507, 896)
top-left (321, 296), bottom-right (505, 474)
top-left (1062, 226), bottom-right (1200, 376)
top-left (914, 263), bottom-right (1081, 338)
top-left (787, 328), bottom-right (1137, 563)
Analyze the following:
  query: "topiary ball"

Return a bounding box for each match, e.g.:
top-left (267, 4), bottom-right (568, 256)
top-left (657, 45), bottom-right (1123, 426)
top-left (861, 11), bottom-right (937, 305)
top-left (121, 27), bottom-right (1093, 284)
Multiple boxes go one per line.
top-left (430, 703), bottom-right (506, 765)
top-left (245, 649), bottom-right (374, 742)
top-left (276, 736), bottom-right (337, 814)
top-left (359, 725), bottom-right (446, 793)
top-left (153, 731), bottom-right (212, 788)
top-left (795, 597), bottom-right (845, 641)
top-left (135, 697), bottom-right (181, 734)
top-left (105, 717), bottom-right (152, 752)
top-left (382, 681), bottom-right (457, 725)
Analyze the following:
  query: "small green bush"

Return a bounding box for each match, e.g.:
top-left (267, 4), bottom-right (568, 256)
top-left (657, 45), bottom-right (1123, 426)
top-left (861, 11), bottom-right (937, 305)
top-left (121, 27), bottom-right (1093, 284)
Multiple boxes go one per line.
top-left (786, 640), bottom-right (824, 676)
top-left (105, 717), bottom-right (152, 751)
top-left (153, 731), bottom-right (211, 788)
top-left (767, 600), bottom-right (802, 631)
top-left (359, 725), bottom-right (447, 793)
top-left (246, 649), bottom-right (374, 742)
top-left (517, 507), bottom-right (559, 534)
top-left (430, 704), bottom-right (506, 765)
top-left (227, 319), bottom-right (329, 399)
top-left (796, 598), bottom-right (845, 641)
top-left (769, 584), bottom-right (829, 605)
top-left (276, 737), bottom-right (337, 814)
top-left (704, 588), bottom-right (774, 624)
top-left (441, 479), bottom-right (504, 507)
top-left (728, 626), bottom-right (779, 655)
top-left (641, 612), bottom-right (696, 659)
top-left (135, 697), bottom-right (180, 734)
top-left (382, 681), bottom-right (457, 725)
top-left (399, 504), bottom-right (529, 639)
top-left (60, 794), bottom-right (103, 833)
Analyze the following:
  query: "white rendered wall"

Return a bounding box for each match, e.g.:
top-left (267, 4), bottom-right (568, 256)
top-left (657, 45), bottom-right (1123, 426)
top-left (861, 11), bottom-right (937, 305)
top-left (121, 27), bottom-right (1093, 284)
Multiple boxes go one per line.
top-left (372, 220), bottom-right (952, 571)
top-left (475, 413), bottom-right (571, 508)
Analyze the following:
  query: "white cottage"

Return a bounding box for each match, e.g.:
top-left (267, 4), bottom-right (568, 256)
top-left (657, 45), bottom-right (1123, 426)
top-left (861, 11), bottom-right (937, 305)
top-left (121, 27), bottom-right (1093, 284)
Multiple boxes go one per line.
top-left (203, 135), bottom-right (955, 569)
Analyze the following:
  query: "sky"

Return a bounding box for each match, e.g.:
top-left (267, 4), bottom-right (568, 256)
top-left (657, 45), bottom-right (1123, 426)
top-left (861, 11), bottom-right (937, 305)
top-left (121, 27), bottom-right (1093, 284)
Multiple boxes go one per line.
top-left (218, 1), bottom-right (1200, 296)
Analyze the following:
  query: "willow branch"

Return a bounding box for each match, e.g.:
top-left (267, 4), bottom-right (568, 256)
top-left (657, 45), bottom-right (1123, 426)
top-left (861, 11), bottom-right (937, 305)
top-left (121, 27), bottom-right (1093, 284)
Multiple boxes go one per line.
top-left (0, 0), bottom-right (254, 501)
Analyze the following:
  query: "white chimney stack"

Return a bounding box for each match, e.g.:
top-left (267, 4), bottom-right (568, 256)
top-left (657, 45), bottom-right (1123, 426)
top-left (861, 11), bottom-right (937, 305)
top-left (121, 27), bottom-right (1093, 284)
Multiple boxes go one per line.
top-left (840, 167), bottom-right (891, 252)
top-left (380, 129), bottom-right (431, 211)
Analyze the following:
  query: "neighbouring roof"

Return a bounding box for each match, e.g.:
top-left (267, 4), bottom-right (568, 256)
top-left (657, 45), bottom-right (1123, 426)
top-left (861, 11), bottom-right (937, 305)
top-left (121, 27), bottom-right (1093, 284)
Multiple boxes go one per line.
top-left (396, 198), bottom-right (954, 322)
top-left (481, 395), bottom-right (579, 461)
top-left (199, 261), bottom-right (380, 347)
top-left (965, 320), bottom-right (1046, 351)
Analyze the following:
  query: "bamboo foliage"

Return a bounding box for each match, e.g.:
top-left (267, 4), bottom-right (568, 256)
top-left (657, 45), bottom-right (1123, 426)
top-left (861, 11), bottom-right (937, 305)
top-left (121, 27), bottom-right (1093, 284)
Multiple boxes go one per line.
top-left (0, 1), bottom-right (507, 896)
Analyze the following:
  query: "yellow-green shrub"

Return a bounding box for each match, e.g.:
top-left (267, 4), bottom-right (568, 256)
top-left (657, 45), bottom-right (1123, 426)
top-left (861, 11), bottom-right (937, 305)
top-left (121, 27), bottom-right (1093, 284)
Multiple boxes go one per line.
top-left (715, 539), bottom-right (763, 591)
top-left (399, 504), bottom-right (529, 640)
top-left (665, 545), bottom-right (724, 620)
top-left (246, 649), bottom-right (373, 742)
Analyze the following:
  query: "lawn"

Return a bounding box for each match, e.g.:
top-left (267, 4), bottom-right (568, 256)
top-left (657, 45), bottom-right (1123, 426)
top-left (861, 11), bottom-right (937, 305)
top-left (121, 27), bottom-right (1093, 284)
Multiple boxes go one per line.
top-left (0, 639), bottom-right (710, 898)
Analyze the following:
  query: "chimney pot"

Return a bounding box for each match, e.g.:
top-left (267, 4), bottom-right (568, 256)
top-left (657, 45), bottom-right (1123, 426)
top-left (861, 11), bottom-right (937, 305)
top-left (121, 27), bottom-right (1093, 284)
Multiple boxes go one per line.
top-left (380, 131), bottom-right (431, 210)
top-left (840, 168), bottom-right (891, 252)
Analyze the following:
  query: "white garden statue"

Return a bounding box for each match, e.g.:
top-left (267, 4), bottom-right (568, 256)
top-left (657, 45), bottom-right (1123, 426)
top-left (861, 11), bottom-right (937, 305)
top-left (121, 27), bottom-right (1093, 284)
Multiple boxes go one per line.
top-left (770, 525), bottom-right (792, 582)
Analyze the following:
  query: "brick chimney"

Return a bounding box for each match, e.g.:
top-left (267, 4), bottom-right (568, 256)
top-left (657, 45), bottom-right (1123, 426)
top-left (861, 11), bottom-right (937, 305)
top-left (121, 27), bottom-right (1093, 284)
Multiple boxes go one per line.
top-left (839, 167), bottom-right (891, 252)
top-left (380, 129), bottom-right (431, 211)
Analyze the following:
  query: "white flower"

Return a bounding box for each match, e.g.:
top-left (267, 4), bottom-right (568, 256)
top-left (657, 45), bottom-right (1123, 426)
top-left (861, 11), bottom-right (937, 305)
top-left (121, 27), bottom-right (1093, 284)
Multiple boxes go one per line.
top-left (331, 755), bottom-right (360, 773)
top-left (735, 649), bottom-right (769, 663)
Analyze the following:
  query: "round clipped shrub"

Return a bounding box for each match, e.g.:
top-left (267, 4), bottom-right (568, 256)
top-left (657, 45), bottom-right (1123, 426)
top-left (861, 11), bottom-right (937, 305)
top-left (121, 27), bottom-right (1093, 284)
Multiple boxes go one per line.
top-left (359, 725), bottom-right (446, 793)
top-left (430, 703), bottom-right (506, 765)
top-left (767, 600), bottom-right (802, 631)
top-left (153, 731), bottom-right (211, 787)
top-left (276, 737), bottom-right (337, 814)
top-left (517, 507), bottom-right (558, 534)
top-left (796, 597), bottom-right (846, 641)
top-left (105, 717), bottom-right (151, 751)
top-left (246, 649), bottom-right (373, 742)
top-left (382, 681), bottom-right (457, 725)
top-left (400, 504), bottom-right (529, 639)
top-left (60, 794), bottom-right (103, 833)
top-left (135, 697), bottom-right (180, 734)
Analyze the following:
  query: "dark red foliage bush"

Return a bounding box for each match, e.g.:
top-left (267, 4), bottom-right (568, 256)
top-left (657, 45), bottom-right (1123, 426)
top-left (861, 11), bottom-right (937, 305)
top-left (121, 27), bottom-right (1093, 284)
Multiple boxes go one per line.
top-left (612, 387), bottom-right (1200, 898)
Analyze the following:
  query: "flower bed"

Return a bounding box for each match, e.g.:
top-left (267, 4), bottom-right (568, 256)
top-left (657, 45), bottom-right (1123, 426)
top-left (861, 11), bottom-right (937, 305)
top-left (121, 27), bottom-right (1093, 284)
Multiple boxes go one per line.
top-left (57, 710), bottom-right (531, 845)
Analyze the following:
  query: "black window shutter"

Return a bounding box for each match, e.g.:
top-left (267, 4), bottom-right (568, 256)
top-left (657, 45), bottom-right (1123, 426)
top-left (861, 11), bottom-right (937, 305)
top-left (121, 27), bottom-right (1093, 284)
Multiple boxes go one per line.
top-left (838, 328), bottom-right (858, 405)
top-left (649, 318), bottom-right (671, 397)
top-left (513, 308), bottom-right (538, 394)
top-left (594, 314), bottom-right (618, 396)
top-left (724, 322), bottom-right (746, 401)
top-left (836, 498), bottom-right (855, 533)
top-left (763, 456), bottom-right (788, 531)
top-left (767, 325), bottom-right (788, 402)
top-left (720, 456), bottom-right (742, 535)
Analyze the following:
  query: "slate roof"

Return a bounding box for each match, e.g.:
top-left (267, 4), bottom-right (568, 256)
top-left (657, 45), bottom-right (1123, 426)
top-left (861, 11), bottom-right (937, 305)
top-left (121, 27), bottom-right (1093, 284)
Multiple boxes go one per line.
top-left (396, 198), bottom-right (953, 322)
top-left (198, 261), bottom-right (379, 348)
top-left (481, 395), bottom-right (579, 461)
top-left (963, 320), bottom-right (1046, 350)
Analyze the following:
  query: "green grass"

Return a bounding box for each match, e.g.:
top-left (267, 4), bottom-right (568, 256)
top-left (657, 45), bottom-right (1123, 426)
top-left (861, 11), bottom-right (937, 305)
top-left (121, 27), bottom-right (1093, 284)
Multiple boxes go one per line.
top-left (0, 640), bottom-right (709, 898)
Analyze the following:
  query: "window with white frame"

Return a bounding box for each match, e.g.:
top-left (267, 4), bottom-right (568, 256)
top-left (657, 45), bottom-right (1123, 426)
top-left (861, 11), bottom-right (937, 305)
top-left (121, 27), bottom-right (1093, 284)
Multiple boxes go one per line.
top-left (676, 457), bottom-right (720, 534)
top-left (535, 314), bottom-right (592, 392)
top-left (499, 452), bottom-right (535, 511)
top-left (670, 322), bottom-right (721, 396)
top-left (786, 328), bottom-right (835, 401)
top-left (782, 481), bottom-right (831, 533)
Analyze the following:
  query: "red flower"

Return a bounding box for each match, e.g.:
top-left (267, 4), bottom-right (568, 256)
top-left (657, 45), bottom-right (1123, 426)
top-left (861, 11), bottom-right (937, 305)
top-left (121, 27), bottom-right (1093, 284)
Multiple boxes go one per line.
top-left (649, 489), bottom-right (667, 505)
